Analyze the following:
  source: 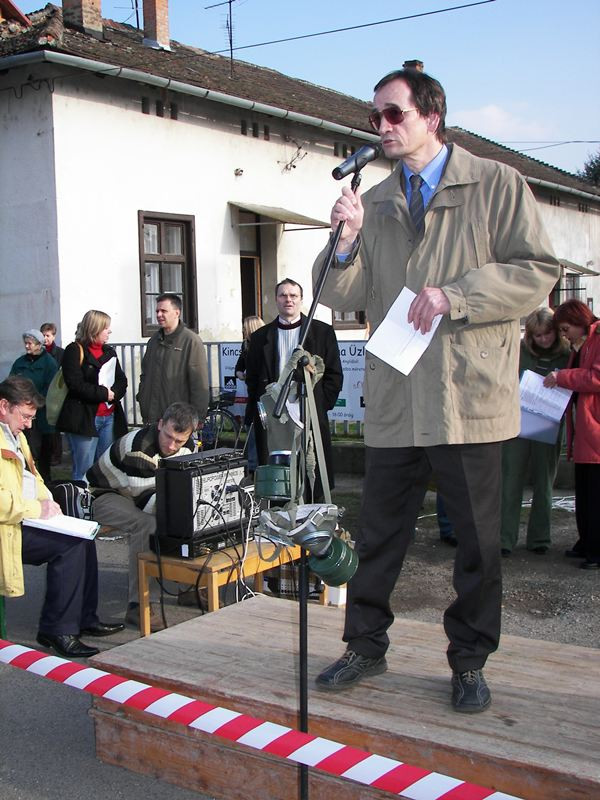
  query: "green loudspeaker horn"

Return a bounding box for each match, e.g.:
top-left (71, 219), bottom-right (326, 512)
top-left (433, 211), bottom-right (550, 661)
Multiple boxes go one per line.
top-left (308, 536), bottom-right (358, 587)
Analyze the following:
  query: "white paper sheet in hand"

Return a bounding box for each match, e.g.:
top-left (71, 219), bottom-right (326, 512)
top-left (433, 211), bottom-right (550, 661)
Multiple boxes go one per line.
top-left (365, 287), bottom-right (442, 375)
top-left (98, 357), bottom-right (117, 409)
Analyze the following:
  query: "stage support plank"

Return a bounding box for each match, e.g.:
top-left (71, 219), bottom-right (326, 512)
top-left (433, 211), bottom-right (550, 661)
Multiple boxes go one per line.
top-left (91, 595), bottom-right (600, 800)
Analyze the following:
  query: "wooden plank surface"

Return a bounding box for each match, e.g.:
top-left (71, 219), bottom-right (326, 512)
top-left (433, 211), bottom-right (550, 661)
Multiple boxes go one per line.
top-left (92, 595), bottom-right (600, 798)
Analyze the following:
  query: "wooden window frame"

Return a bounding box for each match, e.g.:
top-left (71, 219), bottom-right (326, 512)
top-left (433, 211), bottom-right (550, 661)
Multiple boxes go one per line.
top-left (333, 310), bottom-right (367, 331)
top-left (138, 211), bottom-right (198, 336)
top-left (550, 273), bottom-right (586, 309)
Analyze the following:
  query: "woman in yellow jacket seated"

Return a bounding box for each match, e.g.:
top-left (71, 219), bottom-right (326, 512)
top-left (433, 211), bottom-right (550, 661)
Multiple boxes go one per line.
top-left (0, 375), bottom-right (123, 657)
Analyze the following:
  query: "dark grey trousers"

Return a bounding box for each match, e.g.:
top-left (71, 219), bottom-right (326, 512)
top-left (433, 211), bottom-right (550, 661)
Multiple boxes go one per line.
top-left (21, 526), bottom-right (99, 635)
top-left (343, 442), bottom-right (503, 673)
top-left (92, 493), bottom-right (156, 604)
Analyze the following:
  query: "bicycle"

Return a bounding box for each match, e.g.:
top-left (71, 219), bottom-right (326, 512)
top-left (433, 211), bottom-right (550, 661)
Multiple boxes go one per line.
top-left (200, 389), bottom-right (242, 450)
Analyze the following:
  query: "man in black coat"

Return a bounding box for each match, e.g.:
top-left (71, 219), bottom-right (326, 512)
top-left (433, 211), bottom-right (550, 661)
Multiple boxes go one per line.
top-left (245, 278), bottom-right (343, 497)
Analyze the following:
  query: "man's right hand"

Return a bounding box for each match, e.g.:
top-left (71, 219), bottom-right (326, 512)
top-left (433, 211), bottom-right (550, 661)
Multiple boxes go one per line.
top-left (40, 499), bottom-right (62, 519)
top-left (331, 186), bottom-right (364, 253)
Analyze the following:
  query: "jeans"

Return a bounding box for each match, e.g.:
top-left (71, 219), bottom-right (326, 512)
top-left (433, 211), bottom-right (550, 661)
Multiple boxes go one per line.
top-left (436, 493), bottom-right (455, 540)
top-left (67, 414), bottom-right (114, 481)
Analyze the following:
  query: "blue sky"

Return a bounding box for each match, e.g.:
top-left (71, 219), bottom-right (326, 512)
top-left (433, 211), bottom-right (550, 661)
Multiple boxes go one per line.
top-left (17, 0), bottom-right (600, 175)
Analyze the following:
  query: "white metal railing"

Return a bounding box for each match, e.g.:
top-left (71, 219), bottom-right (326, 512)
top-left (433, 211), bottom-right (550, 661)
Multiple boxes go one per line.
top-left (113, 341), bottom-right (364, 437)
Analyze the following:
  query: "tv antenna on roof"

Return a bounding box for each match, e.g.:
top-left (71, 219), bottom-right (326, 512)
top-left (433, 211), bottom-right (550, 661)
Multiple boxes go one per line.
top-left (205, 0), bottom-right (240, 77)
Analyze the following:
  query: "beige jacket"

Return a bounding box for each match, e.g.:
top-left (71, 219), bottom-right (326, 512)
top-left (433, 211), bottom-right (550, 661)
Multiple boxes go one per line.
top-left (314, 145), bottom-right (560, 447)
top-left (0, 426), bottom-right (47, 596)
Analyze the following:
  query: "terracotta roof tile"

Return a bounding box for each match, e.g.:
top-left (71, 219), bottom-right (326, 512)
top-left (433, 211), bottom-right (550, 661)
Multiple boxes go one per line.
top-left (1, 4), bottom-right (598, 199)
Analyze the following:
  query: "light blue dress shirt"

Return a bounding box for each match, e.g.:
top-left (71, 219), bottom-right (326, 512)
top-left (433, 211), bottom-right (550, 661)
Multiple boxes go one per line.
top-left (403, 144), bottom-right (449, 209)
top-left (337, 144), bottom-right (450, 261)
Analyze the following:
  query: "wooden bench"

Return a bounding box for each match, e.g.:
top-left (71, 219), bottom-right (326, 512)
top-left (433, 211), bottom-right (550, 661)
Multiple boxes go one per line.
top-left (137, 540), bottom-right (340, 636)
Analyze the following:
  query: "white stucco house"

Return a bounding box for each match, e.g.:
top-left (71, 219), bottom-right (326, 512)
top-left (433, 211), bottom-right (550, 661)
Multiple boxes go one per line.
top-left (1, 0), bottom-right (599, 380)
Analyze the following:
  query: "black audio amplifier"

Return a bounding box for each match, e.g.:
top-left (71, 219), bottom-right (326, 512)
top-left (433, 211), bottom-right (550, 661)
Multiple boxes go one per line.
top-left (154, 448), bottom-right (252, 558)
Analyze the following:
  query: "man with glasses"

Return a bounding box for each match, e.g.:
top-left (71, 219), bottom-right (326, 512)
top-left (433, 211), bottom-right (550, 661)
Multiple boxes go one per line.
top-left (245, 278), bottom-right (343, 499)
top-left (313, 67), bottom-right (559, 712)
top-left (0, 375), bottom-right (123, 657)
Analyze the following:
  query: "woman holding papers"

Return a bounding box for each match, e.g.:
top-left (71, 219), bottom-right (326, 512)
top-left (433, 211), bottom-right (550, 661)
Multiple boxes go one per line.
top-left (544, 300), bottom-right (600, 570)
top-left (500, 308), bottom-right (569, 556)
top-left (57, 310), bottom-right (127, 481)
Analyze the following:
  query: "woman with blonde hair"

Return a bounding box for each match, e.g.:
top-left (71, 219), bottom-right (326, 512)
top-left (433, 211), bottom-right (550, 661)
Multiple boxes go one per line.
top-left (500, 307), bottom-right (569, 556)
top-left (236, 315), bottom-right (266, 378)
top-left (235, 315), bottom-right (265, 472)
top-left (57, 310), bottom-right (127, 480)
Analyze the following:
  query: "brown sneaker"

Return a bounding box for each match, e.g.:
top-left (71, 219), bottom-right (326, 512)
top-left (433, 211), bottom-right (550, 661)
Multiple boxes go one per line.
top-left (125, 602), bottom-right (165, 633)
top-left (177, 586), bottom-right (208, 610)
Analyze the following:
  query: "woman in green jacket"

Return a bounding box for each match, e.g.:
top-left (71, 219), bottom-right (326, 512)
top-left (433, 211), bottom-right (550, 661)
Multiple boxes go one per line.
top-left (500, 308), bottom-right (569, 555)
top-left (10, 329), bottom-right (58, 484)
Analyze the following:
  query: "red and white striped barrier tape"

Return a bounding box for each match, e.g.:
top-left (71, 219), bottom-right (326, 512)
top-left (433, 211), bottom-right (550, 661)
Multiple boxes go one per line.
top-left (0, 638), bottom-right (521, 800)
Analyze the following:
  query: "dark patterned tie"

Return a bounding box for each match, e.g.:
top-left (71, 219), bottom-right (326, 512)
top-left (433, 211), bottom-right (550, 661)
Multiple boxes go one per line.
top-left (409, 173), bottom-right (425, 236)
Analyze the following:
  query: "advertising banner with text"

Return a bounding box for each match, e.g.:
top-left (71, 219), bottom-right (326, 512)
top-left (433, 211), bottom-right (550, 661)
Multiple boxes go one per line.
top-left (218, 341), bottom-right (366, 423)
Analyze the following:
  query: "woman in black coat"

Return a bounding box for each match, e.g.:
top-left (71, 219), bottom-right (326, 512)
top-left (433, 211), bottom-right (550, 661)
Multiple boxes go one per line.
top-left (57, 309), bottom-right (127, 480)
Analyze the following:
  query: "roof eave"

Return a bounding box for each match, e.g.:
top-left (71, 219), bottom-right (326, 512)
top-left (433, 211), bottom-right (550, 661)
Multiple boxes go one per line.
top-left (0, 48), bottom-right (379, 144)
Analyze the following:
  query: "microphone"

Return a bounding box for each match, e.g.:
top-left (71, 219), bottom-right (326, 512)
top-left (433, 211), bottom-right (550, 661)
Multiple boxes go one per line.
top-left (332, 143), bottom-right (382, 180)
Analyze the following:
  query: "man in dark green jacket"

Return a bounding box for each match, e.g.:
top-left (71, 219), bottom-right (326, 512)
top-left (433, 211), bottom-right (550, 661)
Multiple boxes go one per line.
top-left (137, 293), bottom-right (209, 425)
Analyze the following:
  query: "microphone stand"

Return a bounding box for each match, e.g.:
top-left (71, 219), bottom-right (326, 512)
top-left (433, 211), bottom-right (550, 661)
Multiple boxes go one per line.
top-left (272, 167), bottom-right (364, 800)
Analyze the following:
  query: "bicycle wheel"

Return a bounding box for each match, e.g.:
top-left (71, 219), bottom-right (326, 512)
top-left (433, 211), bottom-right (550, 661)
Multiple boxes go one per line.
top-left (201, 408), bottom-right (240, 449)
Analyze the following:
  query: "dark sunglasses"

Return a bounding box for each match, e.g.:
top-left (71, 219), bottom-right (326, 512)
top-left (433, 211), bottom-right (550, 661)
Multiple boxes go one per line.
top-left (368, 106), bottom-right (417, 131)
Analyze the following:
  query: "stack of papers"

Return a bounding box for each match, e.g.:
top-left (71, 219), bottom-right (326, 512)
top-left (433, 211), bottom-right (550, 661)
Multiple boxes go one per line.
top-left (23, 514), bottom-right (99, 540)
top-left (519, 369), bottom-right (572, 444)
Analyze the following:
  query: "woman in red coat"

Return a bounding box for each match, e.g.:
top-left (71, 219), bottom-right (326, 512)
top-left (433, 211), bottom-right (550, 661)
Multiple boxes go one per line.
top-left (544, 300), bottom-right (600, 569)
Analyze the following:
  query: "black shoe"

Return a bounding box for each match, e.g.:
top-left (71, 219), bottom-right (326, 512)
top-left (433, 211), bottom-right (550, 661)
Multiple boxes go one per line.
top-left (565, 540), bottom-right (584, 558)
top-left (80, 621), bottom-right (125, 637)
top-left (440, 535), bottom-right (458, 547)
top-left (580, 559), bottom-right (600, 570)
top-left (530, 546), bottom-right (548, 555)
top-left (315, 650), bottom-right (387, 691)
top-left (36, 632), bottom-right (99, 658)
top-left (501, 548), bottom-right (511, 557)
top-left (451, 669), bottom-right (491, 713)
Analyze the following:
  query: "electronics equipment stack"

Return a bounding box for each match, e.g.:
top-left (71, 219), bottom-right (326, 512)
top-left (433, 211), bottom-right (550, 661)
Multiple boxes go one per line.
top-left (154, 448), bottom-right (254, 558)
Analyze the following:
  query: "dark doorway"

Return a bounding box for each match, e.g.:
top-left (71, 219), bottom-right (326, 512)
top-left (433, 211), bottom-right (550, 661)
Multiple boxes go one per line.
top-left (240, 255), bottom-right (261, 319)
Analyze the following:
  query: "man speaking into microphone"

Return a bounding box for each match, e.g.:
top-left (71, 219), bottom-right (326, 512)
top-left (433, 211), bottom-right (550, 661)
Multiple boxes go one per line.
top-left (312, 66), bottom-right (559, 711)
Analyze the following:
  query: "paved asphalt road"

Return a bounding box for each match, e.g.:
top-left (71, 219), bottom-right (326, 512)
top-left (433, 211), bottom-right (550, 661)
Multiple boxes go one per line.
top-left (0, 534), bottom-right (215, 800)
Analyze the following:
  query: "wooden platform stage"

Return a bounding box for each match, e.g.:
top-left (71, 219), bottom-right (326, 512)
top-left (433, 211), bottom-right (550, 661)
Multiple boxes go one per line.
top-left (90, 595), bottom-right (600, 800)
